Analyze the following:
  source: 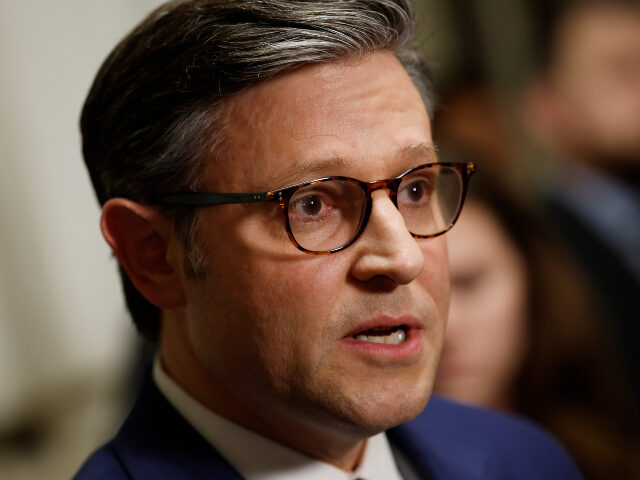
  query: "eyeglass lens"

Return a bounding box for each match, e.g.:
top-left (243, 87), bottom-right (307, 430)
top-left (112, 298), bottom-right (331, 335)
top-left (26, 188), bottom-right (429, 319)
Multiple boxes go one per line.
top-left (287, 165), bottom-right (464, 252)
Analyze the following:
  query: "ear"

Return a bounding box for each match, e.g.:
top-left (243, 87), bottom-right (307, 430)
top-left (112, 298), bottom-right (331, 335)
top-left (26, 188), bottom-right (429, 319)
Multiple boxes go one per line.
top-left (100, 198), bottom-right (186, 309)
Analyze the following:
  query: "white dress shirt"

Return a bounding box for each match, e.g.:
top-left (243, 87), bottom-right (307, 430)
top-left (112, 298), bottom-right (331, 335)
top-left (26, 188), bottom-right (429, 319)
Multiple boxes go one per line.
top-left (153, 357), bottom-right (404, 480)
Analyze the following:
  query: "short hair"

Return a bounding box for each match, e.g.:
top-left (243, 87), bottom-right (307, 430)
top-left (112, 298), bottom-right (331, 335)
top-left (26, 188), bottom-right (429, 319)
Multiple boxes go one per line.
top-left (81, 0), bottom-right (432, 342)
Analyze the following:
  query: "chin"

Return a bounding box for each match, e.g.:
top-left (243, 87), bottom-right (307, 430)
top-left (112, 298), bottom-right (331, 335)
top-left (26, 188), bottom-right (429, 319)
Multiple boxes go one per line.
top-left (329, 380), bottom-right (434, 436)
top-left (357, 397), bottom-right (431, 437)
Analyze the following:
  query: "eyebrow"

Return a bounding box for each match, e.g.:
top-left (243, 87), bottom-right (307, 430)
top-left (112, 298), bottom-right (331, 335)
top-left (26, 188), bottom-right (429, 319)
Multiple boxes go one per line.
top-left (398, 142), bottom-right (439, 160)
top-left (293, 154), bottom-right (350, 181)
top-left (257, 155), bottom-right (350, 190)
top-left (260, 142), bottom-right (438, 190)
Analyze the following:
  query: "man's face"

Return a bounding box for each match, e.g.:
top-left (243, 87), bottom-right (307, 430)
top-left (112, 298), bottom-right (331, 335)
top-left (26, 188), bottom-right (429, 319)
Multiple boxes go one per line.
top-left (550, 5), bottom-right (640, 167)
top-left (176, 51), bottom-right (449, 439)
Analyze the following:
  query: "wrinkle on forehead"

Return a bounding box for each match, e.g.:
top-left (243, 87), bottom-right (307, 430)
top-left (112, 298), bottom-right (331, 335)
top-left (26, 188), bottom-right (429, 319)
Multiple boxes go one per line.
top-left (207, 50), bottom-right (430, 191)
top-left (262, 141), bottom-right (438, 190)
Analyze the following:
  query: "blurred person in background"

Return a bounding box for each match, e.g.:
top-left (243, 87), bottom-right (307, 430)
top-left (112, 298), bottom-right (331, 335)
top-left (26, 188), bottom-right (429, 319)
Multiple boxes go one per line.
top-left (522, 0), bottom-right (640, 399)
top-left (435, 169), bottom-right (640, 480)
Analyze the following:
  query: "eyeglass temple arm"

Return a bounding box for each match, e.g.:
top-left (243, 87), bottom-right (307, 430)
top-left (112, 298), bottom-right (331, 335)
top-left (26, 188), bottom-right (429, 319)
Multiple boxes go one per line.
top-left (465, 162), bottom-right (476, 175)
top-left (155, 192), bottom-right (268, 206)
top-left (155, 162), bottom-right (476, 206)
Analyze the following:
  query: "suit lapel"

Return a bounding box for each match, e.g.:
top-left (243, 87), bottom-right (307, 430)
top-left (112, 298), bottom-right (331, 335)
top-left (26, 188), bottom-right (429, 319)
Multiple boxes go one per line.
top-left (112, 376), bottom-right (491, 480)
top-left (388, 396), bottom-right (488, 480)
top-left (112, 375), bottom-right (245, 480)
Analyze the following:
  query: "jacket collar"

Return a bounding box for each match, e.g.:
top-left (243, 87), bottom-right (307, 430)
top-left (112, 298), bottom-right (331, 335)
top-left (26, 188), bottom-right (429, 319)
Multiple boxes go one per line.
top-left (113, 375), bottom-right (486, 480)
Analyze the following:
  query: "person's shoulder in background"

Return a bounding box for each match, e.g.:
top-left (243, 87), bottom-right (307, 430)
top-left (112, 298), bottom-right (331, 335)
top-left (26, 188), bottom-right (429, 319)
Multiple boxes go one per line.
top-left (389, 394), bottom-right (584, 480)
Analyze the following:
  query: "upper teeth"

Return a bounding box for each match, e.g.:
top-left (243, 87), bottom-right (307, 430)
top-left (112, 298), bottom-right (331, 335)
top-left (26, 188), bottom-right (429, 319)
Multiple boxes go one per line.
top-left (355, 329), bottom-right (406, 345)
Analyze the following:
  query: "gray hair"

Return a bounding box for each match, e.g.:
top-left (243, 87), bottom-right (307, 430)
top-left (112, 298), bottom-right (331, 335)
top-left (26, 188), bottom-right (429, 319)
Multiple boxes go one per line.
top-left (81, 0), bottom-right (432, 341)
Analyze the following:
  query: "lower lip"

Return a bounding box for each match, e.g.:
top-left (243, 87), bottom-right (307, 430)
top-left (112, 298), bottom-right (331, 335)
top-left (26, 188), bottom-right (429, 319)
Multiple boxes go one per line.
top-left (339, 328), bottom-right (423, 361)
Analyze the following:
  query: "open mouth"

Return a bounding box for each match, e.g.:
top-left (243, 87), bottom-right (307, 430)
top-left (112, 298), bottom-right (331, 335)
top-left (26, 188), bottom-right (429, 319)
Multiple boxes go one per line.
top-left (352, 325), bottom-right (407, 345)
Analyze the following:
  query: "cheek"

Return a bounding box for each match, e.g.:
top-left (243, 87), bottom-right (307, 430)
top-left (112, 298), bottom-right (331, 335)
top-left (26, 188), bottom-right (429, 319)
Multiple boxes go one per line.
top-left (448, 263), bottom-right (528, 368)
top-left (419, 239), bottom-right (451, 317)
top-left (563, 77), bottom-right (640, 145)
top-left (477, 265), bottom-right (529, 377)
top-left (219, 254), bottom-right (346, 361)
top-left (250, 255), bottom-right (345, 322)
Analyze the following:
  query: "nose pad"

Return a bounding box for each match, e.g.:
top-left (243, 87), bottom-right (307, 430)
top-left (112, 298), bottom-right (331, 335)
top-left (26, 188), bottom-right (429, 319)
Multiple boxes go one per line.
top-left (350, 190), bottom-right (425, 285)
top-left (367, 180), bottom-right (399, 208)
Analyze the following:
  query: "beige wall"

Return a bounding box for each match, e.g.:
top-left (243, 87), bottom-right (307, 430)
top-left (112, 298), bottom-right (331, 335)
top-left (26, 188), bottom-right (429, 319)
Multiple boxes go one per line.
top-left (0, 1), bottom-right (164, 478)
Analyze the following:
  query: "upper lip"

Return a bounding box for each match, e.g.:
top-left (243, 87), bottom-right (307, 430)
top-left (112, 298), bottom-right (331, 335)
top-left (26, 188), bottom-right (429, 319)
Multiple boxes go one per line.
top-left (342, 314), bottom-right (423, 338)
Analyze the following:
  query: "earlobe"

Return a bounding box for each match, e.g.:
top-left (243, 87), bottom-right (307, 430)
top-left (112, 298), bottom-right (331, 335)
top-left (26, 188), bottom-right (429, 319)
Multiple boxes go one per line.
top-left (100, 198), bottom-right (186, 309)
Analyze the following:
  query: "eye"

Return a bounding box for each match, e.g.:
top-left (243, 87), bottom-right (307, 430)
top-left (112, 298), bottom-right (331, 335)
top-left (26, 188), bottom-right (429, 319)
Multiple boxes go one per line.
top-left (407, 182), bottom-right (426, 201)
top-left (451, 268), bottom-right (484, 292)
top-left (399, 177), bottom-right (433, 206)
top-left (289, 192), bottom-right (333, 221)
top-left (295, 194), bottom-right (324, 217)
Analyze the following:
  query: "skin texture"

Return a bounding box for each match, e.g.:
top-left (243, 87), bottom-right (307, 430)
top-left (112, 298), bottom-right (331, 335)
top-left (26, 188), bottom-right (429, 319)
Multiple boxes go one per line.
top-left (435, 202), bottom-right (528, 411)
top-left (115, 51), bottom-right (452, 470)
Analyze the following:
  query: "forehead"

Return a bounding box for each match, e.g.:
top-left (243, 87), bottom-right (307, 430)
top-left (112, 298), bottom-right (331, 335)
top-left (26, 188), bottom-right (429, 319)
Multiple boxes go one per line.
top-left (202, 50), bottom-right (432, 191)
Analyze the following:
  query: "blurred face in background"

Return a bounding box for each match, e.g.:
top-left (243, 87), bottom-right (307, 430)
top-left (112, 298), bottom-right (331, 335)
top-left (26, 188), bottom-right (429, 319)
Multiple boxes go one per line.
top-left (435, 201), bottom-right (528, 410)
top-left (546, 4), bottom-right (640, 172)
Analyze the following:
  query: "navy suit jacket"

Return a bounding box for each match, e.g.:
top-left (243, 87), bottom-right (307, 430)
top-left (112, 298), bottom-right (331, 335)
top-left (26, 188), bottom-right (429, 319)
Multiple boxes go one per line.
top-left (75, 376), bottom-right (583, 479)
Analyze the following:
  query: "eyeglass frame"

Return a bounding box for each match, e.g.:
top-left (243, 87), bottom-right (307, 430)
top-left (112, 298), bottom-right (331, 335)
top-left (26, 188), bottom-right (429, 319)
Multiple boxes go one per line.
top-left (154, 161), bottom-right (476, 255)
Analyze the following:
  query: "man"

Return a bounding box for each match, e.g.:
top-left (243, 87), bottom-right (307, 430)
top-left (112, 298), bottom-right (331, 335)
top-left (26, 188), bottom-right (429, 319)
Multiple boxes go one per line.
top-left (75, 1), bottom-right (582, 478)
top-left (523, 0), bottom-right (640, 408)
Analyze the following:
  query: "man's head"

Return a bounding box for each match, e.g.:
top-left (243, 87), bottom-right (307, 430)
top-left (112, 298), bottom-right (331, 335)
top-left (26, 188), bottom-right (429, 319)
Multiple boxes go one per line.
top-left (84, 0), bottom-right (459, 468)
top-left (525, 0), bottom-right (640, 177)
top-left (82, 0), bottom-right (432, 342)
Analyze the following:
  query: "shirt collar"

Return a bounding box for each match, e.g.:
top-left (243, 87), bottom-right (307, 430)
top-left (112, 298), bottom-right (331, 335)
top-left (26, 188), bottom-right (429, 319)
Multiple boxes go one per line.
top-left (153, 356), bottom-right (404, 480)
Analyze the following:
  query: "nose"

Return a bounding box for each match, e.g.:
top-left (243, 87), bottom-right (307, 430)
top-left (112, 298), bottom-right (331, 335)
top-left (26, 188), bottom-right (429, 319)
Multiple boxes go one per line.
top-left (350, 189), bottom-right (425, 285)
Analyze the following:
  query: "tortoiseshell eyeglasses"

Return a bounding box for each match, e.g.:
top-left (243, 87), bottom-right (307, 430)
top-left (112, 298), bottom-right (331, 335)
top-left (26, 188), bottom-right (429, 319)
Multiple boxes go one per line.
top-left (156, 162), bottom-right (476, 254)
